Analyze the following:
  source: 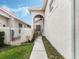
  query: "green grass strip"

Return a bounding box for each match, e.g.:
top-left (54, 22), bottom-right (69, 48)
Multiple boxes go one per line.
top-left (42, 36), bottom-right (64, 59)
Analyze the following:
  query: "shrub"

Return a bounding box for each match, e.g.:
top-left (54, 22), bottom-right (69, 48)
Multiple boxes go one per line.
top-left (30, 32), bottom-right (38, 43)
top-left (0, 31), bottom-right (5, 47)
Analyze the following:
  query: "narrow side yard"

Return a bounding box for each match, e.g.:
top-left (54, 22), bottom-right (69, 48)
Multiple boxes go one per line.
top-left (42, 36), bottom-right (64, 59)
top-left (0, 43), bottom-right (33, 59)
top-left (30, 36), bottom-right (48, 59)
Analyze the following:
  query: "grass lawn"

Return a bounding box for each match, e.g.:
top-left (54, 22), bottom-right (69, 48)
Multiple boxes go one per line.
top-left (42, 36), bottom-right (64, 59)
top-left (0, 43), bottom-right (33, 59)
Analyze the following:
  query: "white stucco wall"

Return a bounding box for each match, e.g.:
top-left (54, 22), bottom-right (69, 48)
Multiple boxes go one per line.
top-left (44, 0), bottom-right (73, 59)
top-left (34, 19), bottom-right (43, 32)
top-left (0, 27), bottom-right (11, 44)
top-left (0, 16), bottom-right (8, 27)
top-left (0, 11), bottom-right (31, 45)
top-left (75, 0), bottom-right (79, 59)
top-left (21, 28), bottom-right (32, 42)
top-left (31, 11), bottom-right (44, 30)
top-left (29, 11), bottom-right (44, 41)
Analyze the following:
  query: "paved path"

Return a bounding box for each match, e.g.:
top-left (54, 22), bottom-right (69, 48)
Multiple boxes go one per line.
top-left (30, 36), bottom-right (48, 59)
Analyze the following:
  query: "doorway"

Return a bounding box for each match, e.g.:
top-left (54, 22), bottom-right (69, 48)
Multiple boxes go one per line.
top-left (36, 25), bottom-right (41, 31)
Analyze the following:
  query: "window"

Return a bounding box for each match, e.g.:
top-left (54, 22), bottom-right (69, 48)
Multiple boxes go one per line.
top-left (49, 0), bottom-right (54, 12)
top-left (19, 23), bottom-right (22, 33)
top-left (11, 30), bottom-right (14, 37)
top-left (19, 23), bottom-right (22, 28)
top-left (11, 30), bottom-right (14, 41)
top-left (19, 29), bottom-right (21, 33)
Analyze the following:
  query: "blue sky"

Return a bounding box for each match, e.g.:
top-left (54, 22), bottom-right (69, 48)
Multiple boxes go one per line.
top-left (0, 0), bottom-right (43, 24)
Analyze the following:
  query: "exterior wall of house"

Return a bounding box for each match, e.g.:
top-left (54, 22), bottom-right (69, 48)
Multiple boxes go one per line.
top-left (12, 19), bottom-right (30, 38)
top-left (31, 11), bottom-right (44, 31)
top-left (0, 27), bottom-right (11, 44)
top-left (34, 19), bottom-right (43, 33)
top-left (75, 0), bottom-right (79, 59)
top-left (0, 9), bottom-right (31, 45)
top-left (29, 11), bottom-right (44, 41)
top-left (0, 15), bottom-right (9, 27)
top-left (20, 28), bottom-right (32, 42)
top-left (14, 19), bottom-right (29, 28)
top-left (0, 14), bottom-right (12, 44)
top-left (43, 0), bottom-right (73, 59)
top-left (13, 19), bottom-right (19, 28)
top-left (10, 28), bottom-right (32, 45)
top-left (13, 19), bottom-right (21, 38)
top-left (10, 19), bottom-right (31, 44)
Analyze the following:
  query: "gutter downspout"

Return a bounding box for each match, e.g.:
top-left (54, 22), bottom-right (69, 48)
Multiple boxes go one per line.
top-left (73, 0), bottom-right (75, 59)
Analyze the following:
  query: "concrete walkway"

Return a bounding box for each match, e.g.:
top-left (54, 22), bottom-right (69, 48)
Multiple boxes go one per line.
top-left (30, 36), bottom-right (48, 59)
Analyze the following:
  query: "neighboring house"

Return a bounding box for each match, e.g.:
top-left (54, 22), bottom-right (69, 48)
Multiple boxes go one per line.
top-left (0, 8), bottom-right (31, 45)
top-left (28, 0), bottom-right (78, 59)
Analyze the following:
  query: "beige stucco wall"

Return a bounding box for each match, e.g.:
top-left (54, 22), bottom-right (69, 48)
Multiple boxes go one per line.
top-left (43, 0), bottom-right (73, 59)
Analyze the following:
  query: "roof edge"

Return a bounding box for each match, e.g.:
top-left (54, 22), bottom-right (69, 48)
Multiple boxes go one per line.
top-left (0, 8), bottom-right (30, 26)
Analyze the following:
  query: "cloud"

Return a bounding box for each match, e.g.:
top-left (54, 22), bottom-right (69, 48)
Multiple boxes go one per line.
top-left (12, 7), bottom-right (29, 15)
top-left (1, 5), bottom-right (29, 15)
top-left (0, 5), bottom-right (32, 24)
top-left (1, 5), bottom-right (11, 11)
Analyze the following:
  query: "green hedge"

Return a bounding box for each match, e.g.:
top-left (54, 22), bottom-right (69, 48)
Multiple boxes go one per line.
top-left (30, 32), bottom-right (38, 43)
top-left (0, 31), bottom-right (5, 47)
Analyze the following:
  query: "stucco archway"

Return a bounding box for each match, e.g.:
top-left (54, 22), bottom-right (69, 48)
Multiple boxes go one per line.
top-left (33, 15), bottom-right (44, 35)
